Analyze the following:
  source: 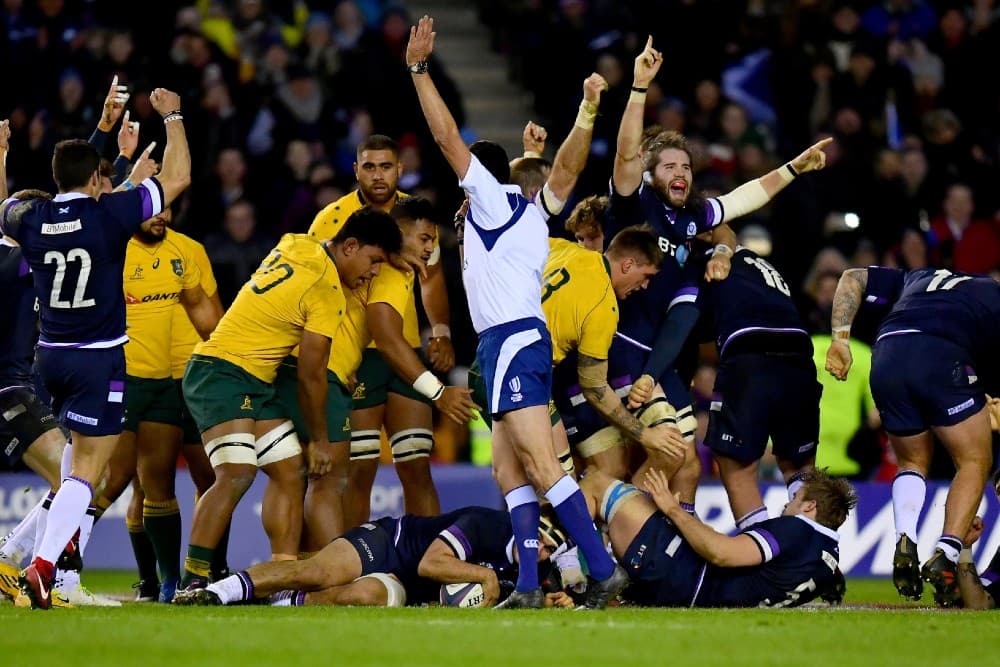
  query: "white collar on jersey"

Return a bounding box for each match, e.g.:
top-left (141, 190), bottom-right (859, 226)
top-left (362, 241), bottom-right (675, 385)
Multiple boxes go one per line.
top-left (794, 514), bottom-right (840, 542)
top-left (53, 192), bottom-right (91, 202)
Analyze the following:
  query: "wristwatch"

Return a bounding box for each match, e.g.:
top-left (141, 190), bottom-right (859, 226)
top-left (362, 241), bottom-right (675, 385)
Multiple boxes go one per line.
top-left (408, 60), bottom-right (429, 74)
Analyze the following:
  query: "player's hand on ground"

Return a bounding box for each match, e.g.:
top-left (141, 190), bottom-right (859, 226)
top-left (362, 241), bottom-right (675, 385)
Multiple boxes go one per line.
top-left (117, 110), bottom-right (140, 159)
top-left (126, 142), bottom-right (159, 186)
top-left (544, 591), bottom-right (575, 608)
top-left (705, 250), bottom-right (732, 282)
top-left (149, 88), bottom-right (182, 116)
top-left (644, 468), bottom-right (680, 513)
top-left (818, 567), bottom-right (846, 606)
top-left (790, 137), bottom-right (833, 174)
top-left (479, 569), bottom-right (500, 607)
top-left (427, 336), bottom-right (455, 373)
top-left (0, 118), bottom-right (10, 151)
top-left (824, 341), bottom-right (852, 381)
top-left (963, 515), bottom-right (985, 548)
top-left (633, 36), bottom-right (662, 88)
top-left (406, 15), bottom-right (435, 66)
top-left (583, 73), bottom-right (608, 103)
top-left (522, 121), bottom-right (546, 156)
top-left (306, 440), bottom-right (335, 478)
top-left (99, 75), bottom-right (129, 131)
top-left (434, 386), bottom-right (479, 424)
top-left (627, 374), bottom-right (655, 409)
top-left (641, 424), bottom-right (686, 463)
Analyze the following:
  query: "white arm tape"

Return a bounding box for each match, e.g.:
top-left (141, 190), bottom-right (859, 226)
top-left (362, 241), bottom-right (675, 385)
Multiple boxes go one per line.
top-left (539, 182), bottom-right (565, 216)
top-left (716, 178), bottom-right (770, 222)
top-left (413, 370), bottom-right (445, 401)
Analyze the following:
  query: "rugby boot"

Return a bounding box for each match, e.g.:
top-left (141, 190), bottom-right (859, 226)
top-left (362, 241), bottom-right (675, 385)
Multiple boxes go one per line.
top-left (493, 588), bottom-right (544, 609)
top-left (133, 579), bottom-right (160, 602)
top-left (921, 549), bottom-right (961, 607)
top-left (16, 559), bottom-right (55, 610)
top-left (173, 587), bottom-right (222, 606)
top-left (892, 534), bottom-right (922, 600)
top-left (581, 564), bottom-right (629, 610)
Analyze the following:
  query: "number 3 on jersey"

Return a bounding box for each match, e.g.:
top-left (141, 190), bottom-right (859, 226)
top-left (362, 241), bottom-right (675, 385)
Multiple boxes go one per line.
top-left (44, 248), bottom-right (95, 308)
top-left (541, 267), bottom-right (570, 303)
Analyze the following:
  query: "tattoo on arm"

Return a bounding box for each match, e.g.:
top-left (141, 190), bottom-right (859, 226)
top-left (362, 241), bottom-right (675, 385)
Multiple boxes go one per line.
top-left (578, 355), bottom-right (645, 439)
top-left (831, 269), bottom-right (868, 330)
top-left (956, 561), bottom-right (995, 610)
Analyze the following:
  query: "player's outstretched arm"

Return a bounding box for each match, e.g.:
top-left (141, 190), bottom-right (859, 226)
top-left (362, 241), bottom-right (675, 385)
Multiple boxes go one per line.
top-left (408, 16), bottom-right (471, 180)
top-left (716, 137), bottom-right (833, 223)
top-left (368, 303), bottom-right (478, 424)
top-left (418, 539), bottom-right (500, 607)
top-left (630, 303), bottom-right (700, 408)
top-left (545, 73), bottom-right (607, 207)
top-left (579, 354), bottom-right (685, 462)
top-left (420, 263), bottom-right (454, 373)
top-left (613, 36), bottom-right (662, 197)
top-left (825, 268), bottom-right (868, 381)
top-left (645, 468), bottom-right (763, 567)
top-left (148, 88), bottom-right (191, 206)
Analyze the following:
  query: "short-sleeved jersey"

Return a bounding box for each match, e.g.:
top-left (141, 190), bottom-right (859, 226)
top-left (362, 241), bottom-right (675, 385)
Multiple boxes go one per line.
top-left (0, 240), bottom-right (37, 386)
top-left (292, 288), bottom-right (370, 382)
top-left (542, 239), bottom-right (618, 365)
top-left (865, 268), bottom-right (1000, 369)
top-left (308, 188), bottom-right (433, 348)
top-left (392, 507), bottom-right (516, 604)
top-left (194, 234), bottom-right (346, 383)
top-left (123, 230), bottom-right (202, 379)
top-left (694, 248), bottom-right (810, 357)
top-left (696, 515), bottom-right (841, 608)
top-left (605, 180), bottom-right (723, 348)
top-left (1, 181), bottom-right (165, 347)
top-left (459, 155), bottom-right (548, 333)
top-left (365, 262), bottom-right (420, 348)
top-left (170, 235), bottom-right (218, 379)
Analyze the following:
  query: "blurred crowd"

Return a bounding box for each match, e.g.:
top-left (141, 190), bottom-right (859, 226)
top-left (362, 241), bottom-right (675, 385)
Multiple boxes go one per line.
top-left (4, 0), bottom-right (999, 477)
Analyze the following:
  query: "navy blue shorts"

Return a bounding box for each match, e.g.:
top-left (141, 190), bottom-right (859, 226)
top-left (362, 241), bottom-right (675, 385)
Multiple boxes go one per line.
top-left (620, 512), bottom-right (705, 607)
top-left (0, 385), bottom-right (60, 468)
top-left (35, 346), bottom-right (126, 437)
top-left (706, 353), bottom-right (821, 467)
top-left (342, 517), bottom-right (401, 576)
top-left (551, 350), bottom-right (631, 447)
top-left (476, 317), bottom-right (552, 418)
top-left (870, 333), bottom-right (985, 436)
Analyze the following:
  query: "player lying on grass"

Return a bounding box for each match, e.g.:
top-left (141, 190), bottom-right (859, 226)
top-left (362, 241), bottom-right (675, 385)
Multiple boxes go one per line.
top-left (575, 467), bottom-right (855, 607)
top-left (956, 463), bottom-right (1000, 610)
top-left (173, 506), bottom-right (571, 608)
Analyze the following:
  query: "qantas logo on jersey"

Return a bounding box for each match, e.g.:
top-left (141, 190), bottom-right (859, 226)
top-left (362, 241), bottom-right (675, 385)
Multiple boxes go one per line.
top-left (41, 220), bottom-right (82, 235)
top-left (126, 291), bottom-right (180, 304)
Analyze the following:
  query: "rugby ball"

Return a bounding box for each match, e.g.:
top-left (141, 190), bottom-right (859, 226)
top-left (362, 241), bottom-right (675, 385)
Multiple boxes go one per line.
top-left (439, 582), bottom-right (486, 608)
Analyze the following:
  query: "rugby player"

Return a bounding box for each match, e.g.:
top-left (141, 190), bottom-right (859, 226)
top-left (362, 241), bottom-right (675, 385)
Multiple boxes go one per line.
top-left (2, 87), bottom-right (191, 609)
top-left (178, 210), bottom-right (401, 591)
top-left (826, 266), bottom-right (999, 606)
top-left (408, 15), bottom-right (627, 609)
top-left (577, 467), bottom-right (855, 608)
top-left (310, 136), bottom-right (454, 520)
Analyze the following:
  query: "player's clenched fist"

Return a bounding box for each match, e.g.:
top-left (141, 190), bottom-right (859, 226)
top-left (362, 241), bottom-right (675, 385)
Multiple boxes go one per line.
top-left (150, 88), bottom-right (182, 116)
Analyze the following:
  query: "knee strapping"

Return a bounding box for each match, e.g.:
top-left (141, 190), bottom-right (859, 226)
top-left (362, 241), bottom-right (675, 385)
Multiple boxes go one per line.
top-left (599, 480), bottom-right (643, 525)
top-left (390, 428), bottom-right (433, 462)
top-left (576, 426), bottom-right (624, 459)
top-left (205, 433), bottom-right (257, 467)
top-left (356, 572), bottom-right (407, 607)
top-left (256, 421), bottom-right (302, 467)
top-left (350, 429), bottom-right (382, 461)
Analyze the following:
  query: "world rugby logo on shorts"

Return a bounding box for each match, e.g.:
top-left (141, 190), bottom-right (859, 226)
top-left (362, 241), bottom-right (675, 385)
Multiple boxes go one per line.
top-left (509, 376), bottom-right (523, 403)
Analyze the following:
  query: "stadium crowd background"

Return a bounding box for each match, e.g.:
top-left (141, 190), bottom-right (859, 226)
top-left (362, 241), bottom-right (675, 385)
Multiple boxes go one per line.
top-left (3, 0), bottom-right (999, 480)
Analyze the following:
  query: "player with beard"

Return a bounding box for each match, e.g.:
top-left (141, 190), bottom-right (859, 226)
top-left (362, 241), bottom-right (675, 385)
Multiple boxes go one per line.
top-left (607, 39), bottom-right (832, 511)
top-left (119, 207), bottom-right (223, 601)
top-left (310, 137), bottom-right (455, 521)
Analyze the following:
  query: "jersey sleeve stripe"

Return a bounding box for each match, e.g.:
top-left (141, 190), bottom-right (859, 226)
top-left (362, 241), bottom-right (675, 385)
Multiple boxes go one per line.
top-left (139, 178), bottom-right (165, 219)
top-left (746, 528), bottom-right (780, 562)
top-left (438, 526), bottom-right (472, 561)
top-left (707, 197), bottom-right (724, 226)
top-left (668, 287), bottom-right (699, 310)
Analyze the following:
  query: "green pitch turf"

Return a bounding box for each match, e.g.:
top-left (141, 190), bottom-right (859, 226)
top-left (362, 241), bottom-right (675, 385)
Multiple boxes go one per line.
top-left (1, 573), bottom-right (991, 667)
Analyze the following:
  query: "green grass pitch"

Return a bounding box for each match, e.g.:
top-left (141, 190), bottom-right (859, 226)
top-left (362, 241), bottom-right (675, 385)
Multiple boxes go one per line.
top-left (1, 573), bottom-right (992, 667)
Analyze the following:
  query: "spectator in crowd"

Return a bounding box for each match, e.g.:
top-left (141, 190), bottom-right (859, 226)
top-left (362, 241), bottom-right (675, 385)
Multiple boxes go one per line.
top-left (205, 199), bottom-right (274, 306)
top-left (929, 183), bottom-right (1000, 274)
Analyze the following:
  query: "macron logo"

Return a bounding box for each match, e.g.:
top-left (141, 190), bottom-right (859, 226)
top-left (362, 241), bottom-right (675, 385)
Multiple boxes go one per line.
top-left (41, 220), bottom-right (82, 235)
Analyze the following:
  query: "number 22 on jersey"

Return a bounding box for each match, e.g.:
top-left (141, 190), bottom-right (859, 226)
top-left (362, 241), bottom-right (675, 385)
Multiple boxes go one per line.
top-left (44, 247), bottom-right (96, 308)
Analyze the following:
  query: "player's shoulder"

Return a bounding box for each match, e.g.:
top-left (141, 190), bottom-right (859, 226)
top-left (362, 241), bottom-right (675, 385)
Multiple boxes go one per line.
top-left (309, 190), bottom-right (363, 235)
